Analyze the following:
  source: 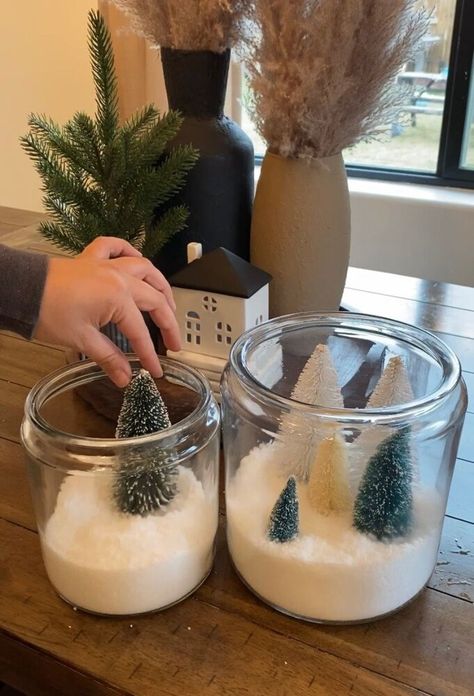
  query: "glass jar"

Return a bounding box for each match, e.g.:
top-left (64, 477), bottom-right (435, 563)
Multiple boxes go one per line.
top-left (221, 313), bottom-right (467, 623)
top-left (22, 357), bottom-right (220, 616)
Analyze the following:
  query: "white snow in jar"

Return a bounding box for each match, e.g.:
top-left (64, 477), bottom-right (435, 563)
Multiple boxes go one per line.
top-left (226, 443), bottom-right (442, 622)
top-left (42, 466), bottom-right (217, 615)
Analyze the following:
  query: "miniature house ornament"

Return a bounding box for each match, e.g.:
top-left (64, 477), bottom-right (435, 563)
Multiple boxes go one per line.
top-left (167, 243), bottom-right (272, 398)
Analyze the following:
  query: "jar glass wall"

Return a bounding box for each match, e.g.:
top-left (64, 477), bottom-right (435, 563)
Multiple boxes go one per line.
top-left (221, 313), bottom-right (467, 623)
top-left (22, 357), bottom-right (220, 616)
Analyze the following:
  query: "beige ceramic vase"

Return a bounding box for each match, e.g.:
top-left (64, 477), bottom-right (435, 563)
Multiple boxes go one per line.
top-left (251, 151), bottom-right (350, 317)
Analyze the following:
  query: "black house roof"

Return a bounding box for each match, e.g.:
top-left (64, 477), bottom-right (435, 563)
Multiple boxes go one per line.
top-left (169, 248), bottom-right (272, 299)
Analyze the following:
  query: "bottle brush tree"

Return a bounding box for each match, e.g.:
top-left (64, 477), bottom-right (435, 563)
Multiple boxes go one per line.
top-left (278, 344), bottom-right (343, 481)
top-left (353, 428), bottom-right (413, 541)
top-left (21, 10), bottom-right (198, 258)
top-left (349, 356), bottom-right (417, 493)
top-left (308, 434), bottom-right (351, 515)
top-left (114, 370), bottom-right (177, 516)
top-left (267, 476), bottom-right (299, 543)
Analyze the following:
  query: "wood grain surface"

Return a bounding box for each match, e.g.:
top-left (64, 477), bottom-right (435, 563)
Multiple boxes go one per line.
top-left (0, 207), bottom-right (473, 696)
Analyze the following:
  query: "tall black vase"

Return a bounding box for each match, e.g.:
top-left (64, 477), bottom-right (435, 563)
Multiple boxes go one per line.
top-left (154, 48), bottom-right (254, 278)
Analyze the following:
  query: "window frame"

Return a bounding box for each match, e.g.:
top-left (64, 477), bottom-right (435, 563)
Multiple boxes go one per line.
top-left (253, 0), bottom-right (474, 189)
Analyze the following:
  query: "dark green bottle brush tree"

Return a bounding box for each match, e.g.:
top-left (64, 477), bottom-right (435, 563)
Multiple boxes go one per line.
top-left (267, 476), bottom-right (299, 543)
top-left (353, 428), bottom-right (413, 541)
top-left (114, 370), bottom-right (177, 516)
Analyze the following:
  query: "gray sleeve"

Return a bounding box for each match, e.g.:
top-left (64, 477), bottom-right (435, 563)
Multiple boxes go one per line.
top-left (0, 244), bottom-right (49, 339)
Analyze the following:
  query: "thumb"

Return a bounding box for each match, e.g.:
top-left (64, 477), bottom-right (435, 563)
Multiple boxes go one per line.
top-left (80, 327), bottom-right (132, 388)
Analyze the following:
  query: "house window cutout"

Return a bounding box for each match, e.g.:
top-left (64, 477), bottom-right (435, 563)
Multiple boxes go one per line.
top-left (186, 311), bottom-right (201, 345)
top-left (255, 314), bottom-right (264, 326)
top-left (216, 321), bottom-right (232, 346)
top-left (203, 295), bottom-right (218, 312)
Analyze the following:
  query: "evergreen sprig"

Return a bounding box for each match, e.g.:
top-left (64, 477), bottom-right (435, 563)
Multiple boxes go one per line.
top-left (21, 10), bottom-right (198, 256)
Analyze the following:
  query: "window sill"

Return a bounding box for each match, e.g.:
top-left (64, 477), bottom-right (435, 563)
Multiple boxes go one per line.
top-left (348, 177), bottom-right (474, 209)
top-left (254, 165), bottom-right (474, 286)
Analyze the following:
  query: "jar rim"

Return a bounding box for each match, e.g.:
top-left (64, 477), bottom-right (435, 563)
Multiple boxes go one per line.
top-left (229, 312), bottom-right (462, 424)
top-left (23, 356), bottom-right (217, 451)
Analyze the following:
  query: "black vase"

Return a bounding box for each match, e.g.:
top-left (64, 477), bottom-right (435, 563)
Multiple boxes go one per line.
top-left (154, 48), bottom-right (254, 278)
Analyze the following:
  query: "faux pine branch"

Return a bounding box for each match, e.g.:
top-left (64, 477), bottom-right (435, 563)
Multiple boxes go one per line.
top-left (21, 10), bottom-right (198, 257)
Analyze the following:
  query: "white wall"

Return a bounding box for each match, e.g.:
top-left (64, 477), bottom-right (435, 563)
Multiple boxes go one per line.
top-left (0, 1), bottom-right (96, 211)
top-left (349, 179), bottom-right (474, 287)
top-left (1, 1), bottom-right (472, 286)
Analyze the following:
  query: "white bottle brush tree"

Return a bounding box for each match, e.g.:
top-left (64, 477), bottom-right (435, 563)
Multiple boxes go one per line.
top-left (349, 355), bottom-right (416, 493)
top-left (278, 344), bottom-right (343, 480)
top-left (114, 370), bottom-right (177, 516)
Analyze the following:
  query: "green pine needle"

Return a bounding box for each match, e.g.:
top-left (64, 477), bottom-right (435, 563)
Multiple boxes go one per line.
top-left (21, 9), bottom-right (198, 257)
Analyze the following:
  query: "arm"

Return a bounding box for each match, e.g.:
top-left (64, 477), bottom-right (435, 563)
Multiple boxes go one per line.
top-left (0, 239), bottom-right (181, 387)
top-left (0, 244), bottom-right (48, 338)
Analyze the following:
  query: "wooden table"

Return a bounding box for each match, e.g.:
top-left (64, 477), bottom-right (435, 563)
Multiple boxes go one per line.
top-left (0, 206), bottom-right (473, 696)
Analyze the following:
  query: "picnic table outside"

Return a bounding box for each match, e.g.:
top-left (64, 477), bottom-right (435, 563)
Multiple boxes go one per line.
top-left (397, 71), bottom-right (447, 126)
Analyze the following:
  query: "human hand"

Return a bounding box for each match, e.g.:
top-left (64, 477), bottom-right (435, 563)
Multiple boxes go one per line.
top-left (35, 237), bottom-right (181, 387)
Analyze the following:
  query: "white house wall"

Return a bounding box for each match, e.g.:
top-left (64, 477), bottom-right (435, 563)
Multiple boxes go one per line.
top-left (244, 286), bottom-right (269, 328)
top-left (172, 287), bottom-right (247, 360)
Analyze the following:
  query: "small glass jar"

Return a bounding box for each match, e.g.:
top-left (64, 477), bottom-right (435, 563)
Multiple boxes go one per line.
top-left (221, 313), bottom-right (467, 623)
top-left (22, 357), bottom-right (220, 616)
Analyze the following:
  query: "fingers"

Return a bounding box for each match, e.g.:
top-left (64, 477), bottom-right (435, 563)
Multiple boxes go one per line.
top-left (81, 237), bottom-right (142, 260)
top-left (114, 300), bottom-right (164, 378)
top-left (111, 257), bottom-right (176, 311)
top-left (127, 277), bottom-right (182, 353)
top-left (80, 328), bottom-right (132, 388)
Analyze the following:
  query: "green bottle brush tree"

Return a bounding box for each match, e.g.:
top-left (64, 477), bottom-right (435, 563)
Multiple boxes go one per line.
top-left (353, 428), bottom-right (413, 541)
top-left (114, 370), bottom-right (177, 516)
top-left (267, 476), bottom-right (299, 543)
top-left (21, 10), bottom-right (198, 258)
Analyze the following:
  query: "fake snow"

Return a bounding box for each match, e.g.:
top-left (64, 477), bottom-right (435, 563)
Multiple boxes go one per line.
top-left (227, 443), bottom-right (442, 622)
top-left (42, 467), bottom-right (217, 615)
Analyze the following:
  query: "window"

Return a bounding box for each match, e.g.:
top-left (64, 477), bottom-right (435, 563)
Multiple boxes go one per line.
top-left (240, 0), bottom-right (474, 188)
top-left (202, 295), bottom-right (217, 312)
top-left (186, 311), bottom-right (201, 346)
top-left (459, 54), bottom-right (474, 170)
top-left (216, 322), bottom-right (233, 345)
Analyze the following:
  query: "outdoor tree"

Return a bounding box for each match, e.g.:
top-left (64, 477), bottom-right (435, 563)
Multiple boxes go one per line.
top-left (308, 434), bottom-right (351, 515)
top-left (114, 370), bottom-right (177, 516)
top-left (268, 476), bottom-right (299, 543)
top-left (353, 428), bottom-right (413, 540)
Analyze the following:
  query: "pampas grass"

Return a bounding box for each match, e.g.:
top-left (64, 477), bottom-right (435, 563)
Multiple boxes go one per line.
top-left (109, 0), bottom-right (251, 52)
top-left (245, 0), bottom-right (430, 159)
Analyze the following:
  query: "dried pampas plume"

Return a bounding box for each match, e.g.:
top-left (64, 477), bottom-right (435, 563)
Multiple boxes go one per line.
top-left (245, 0), bottom-right (430, 159)
top-left (109, 0), bottom-right (251, 53)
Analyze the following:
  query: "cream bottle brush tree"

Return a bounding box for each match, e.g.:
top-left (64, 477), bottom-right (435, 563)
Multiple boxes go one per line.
top-left (308, 434), bottom-right (351, 516)
top-left (245, 0), bottom-right (429, 316)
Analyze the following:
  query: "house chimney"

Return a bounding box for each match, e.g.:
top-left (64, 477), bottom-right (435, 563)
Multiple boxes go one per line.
top-left (187, 242), bottom-right (203, 264)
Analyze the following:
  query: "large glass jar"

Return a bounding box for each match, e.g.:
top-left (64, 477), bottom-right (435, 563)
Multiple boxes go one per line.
top-left (22, 357), bottom-right (220, 616)
top-left (221, 313), bottom-right (467, 623)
